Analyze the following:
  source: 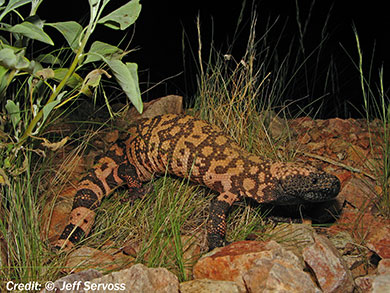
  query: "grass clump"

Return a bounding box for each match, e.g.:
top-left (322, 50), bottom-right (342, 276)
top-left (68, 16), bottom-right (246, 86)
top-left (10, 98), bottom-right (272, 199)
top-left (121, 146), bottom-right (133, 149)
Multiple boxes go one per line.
top-left (351, 29), bottom-right (390, 217)
top-left (87, 176), bottom-right (208, 281)
top-left (0, 154), bottom-right (62, 288)
top-left (192, 2), bottom-right (335, 161)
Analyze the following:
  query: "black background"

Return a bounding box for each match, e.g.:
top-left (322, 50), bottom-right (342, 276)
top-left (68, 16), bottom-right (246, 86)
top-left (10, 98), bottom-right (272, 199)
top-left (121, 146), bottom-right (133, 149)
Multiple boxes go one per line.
top-left (37, 0), bottom-right (389, 118)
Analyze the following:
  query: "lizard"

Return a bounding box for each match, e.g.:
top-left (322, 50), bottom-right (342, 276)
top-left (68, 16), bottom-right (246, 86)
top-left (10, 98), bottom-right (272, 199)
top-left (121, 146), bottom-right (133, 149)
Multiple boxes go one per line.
top-left (54, 114), bottom-right (340, 251)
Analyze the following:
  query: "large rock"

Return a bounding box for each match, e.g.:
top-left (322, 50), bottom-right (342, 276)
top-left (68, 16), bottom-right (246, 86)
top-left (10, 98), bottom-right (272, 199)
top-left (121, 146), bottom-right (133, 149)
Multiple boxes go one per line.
top-left (40, 269), bottom-right (102, 293)
top-left (63, 246), bottom-right (133, 273)
top-left (90, 263), bottom-right (179, 293)
top-left (303, 234), bottom-right (354, 293)
top-left (242, 257), bottom-right (321, 292)
top-left (193, 240), bottom-right (319, 292)
top-left (372, 274), bottom-right (390, 293)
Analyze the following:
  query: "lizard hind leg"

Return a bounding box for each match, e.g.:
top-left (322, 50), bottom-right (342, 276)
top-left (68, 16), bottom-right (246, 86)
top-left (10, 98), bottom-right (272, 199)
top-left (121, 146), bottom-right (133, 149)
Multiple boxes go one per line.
top-left (207, 191), bottom-right (238, 251)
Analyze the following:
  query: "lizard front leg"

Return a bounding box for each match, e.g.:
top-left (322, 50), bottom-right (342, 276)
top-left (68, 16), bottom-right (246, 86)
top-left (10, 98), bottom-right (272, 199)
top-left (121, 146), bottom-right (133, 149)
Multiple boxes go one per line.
top-left (54, 142), bottom-right (140, 251)
top-left (207, 191), bottom-right (238, 251)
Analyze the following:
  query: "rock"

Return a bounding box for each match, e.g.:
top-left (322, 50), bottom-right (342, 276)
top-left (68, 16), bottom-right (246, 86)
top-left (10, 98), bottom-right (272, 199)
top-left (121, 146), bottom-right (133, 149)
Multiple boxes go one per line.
top-left (329, 139), bottom-right (349, 154)
top-left (355, 275), bottom-right (374, 293)
top-left (290, 117), bottom-right (316, 129)
top-left (338, 177), bottom-right (376, 210)
top-left (193, 240), bottom-right (317, 292)
top-left (299, 132), bottom-right (311, 144)
top-left (378, 259), bottom-right (390, 275)
top-left (120, 95), bottom-right (183, 126)
top-left (346, 144), bottom-right (368, 167)
top-left (242, 257), bottom-right (321, 292)
top-left (90, 263), bottom-right (179, 293)
top-left (327, 118), bottom-right (353, 136)
top-left (303, 234), bottom-right (354, 293)
top-left (63, 246), bottom-right (133, 274)
top-left (269, 223), bottom-right (315, 256)
top-left (180, 279), bottom-right (242, 293)
top-left (367, 225), bottom-right (390, 259)
top-left (307, 141), bottom-right (325, 151)
top-left (40, 269), bottom-right (102, 293)
top-left (41, 153), bottom-right (86, 243)
top-left (327, 231), bottom-right (375, 278)
top-left (43, 194), bottom-right (73, 244)
top-left (355, 260), bottom-right (390, 293)
top-left (372, 274), bottom-right (390, 293)
top-left (260, 110), bottom-right (293, 139)
top-left (193, 241), bottom-right (272, 290)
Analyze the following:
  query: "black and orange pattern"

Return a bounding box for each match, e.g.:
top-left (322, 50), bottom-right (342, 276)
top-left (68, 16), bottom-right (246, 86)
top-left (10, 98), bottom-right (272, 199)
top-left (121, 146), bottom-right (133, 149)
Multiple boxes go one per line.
top-left (55, 114), bottom-right (340, 251)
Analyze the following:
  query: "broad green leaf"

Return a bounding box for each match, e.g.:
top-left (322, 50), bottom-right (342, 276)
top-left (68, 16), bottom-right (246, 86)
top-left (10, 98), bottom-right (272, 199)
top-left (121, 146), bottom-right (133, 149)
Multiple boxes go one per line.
top-left (0, 0), bottom-right (32, 21)
top-left (0, 47), bottom-right (31, 71)
top-left (98, 0), bottom-right (141, 30)
top-left (84, 41), bottom-right (123, 64)
top-left (35, 68), bottom-right (55, 80)
top-left (53, 68), bottom-right (83, 89)
top-left (24, 15), bottom-right (45, 29)
top-left (5, 100), bottom-right (21, 129)
top-left (106, 60), bottom-right (142, 113)
top-left (7, 21), bottom-right (54, 45)
top-left (46, 21), bottom-right (83, 51)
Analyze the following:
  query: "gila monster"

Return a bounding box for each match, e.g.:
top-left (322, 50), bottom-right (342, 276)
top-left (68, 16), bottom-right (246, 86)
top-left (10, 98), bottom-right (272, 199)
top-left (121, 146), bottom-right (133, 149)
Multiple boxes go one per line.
top-left (54, 114), bottom-right (340, 251)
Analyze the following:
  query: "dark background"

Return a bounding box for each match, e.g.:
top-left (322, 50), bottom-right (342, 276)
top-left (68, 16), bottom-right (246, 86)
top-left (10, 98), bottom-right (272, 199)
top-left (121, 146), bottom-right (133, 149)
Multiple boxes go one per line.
top-left (38, 0), bottom-right (389, 118)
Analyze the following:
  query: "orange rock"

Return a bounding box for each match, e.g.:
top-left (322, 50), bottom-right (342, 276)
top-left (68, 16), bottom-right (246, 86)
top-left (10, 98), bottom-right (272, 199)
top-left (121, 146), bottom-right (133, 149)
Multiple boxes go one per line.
top-left (346, 144), bottom-right (368, 167)
top-left (303, 234), bottom-right (354, 293)
top-left (367, 225), bottom-right (390, 259)
top-left (298, 132), bottom-right (311, 144)
top-left (338, 177), bottom-right (376, 210)
top-left (327, 118), bottom-right (353, 135)
top-left (193, 240), bottom-right (316, 292)
top-left (334, 170), bottom-right (352, 186)
top-left (378, 258), bottom-right (390, 275)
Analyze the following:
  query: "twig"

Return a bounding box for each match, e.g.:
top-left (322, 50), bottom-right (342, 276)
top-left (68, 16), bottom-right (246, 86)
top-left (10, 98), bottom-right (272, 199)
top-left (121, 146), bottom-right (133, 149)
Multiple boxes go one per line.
top-left (297, 151), bottom-right (377, 180)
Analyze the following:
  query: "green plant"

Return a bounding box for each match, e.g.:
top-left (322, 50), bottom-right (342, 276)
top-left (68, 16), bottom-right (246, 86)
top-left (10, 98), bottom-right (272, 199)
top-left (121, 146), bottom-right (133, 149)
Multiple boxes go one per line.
top-left (351, 29), bottom-right (390, 216)
top-left (0, 0), bottom-right (143, 184)
top-left (0, 0), bottom-right (143, 286)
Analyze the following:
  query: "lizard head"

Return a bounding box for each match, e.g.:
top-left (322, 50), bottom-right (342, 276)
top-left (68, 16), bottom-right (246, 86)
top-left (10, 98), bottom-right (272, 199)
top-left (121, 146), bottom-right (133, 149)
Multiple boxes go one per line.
top-left (266, 162), bottom-right (340, 205)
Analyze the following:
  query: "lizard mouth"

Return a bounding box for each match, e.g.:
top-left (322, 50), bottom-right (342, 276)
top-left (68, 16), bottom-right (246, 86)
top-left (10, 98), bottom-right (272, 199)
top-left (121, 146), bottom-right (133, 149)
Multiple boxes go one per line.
top-left (273, 176), bottom-right (340, 205)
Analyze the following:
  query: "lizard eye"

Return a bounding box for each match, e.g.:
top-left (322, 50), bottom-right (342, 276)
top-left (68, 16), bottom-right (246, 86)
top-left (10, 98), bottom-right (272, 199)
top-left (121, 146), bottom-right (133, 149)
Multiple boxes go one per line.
top-left (311, 177), bottom-right (318, 185)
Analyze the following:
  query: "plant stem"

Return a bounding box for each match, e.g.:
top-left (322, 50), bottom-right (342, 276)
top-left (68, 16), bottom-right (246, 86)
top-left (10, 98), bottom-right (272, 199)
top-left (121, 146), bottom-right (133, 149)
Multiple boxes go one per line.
top-left (17, 26), bottom-right (92, 146)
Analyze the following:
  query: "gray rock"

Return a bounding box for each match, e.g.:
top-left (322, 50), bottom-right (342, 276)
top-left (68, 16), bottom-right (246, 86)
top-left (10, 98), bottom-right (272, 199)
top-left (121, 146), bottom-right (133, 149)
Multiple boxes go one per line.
top-left (90, 263), bottom-right (179, 293)
top-left (40, 269), bottom-right (102, 293)
top-left (180, 279), bottom-right (242, 293)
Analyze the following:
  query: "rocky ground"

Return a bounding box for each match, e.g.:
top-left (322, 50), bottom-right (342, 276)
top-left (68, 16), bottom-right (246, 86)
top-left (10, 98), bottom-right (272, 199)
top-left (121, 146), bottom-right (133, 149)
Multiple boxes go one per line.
top-left (42, 95), bottom-right (390, 292)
